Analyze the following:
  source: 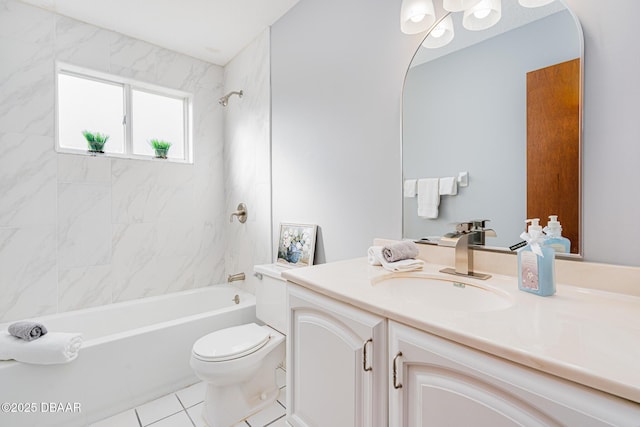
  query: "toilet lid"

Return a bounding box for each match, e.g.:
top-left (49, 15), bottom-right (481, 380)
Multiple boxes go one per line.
top-left (193, 323), bottom-right (270, 362)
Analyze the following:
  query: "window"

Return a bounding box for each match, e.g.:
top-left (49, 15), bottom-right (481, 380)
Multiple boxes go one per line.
top-left (56, 63), bottom-right (192, 162)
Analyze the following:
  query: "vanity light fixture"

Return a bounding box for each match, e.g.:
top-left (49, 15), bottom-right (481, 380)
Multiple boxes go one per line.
top-left (400, 0), bottom-right (437, 34)
top-left (443, 0), bottom-right (481, 12)
top-left (518, 0), bottom-right (555, 7)
top-left (463, 0), bottom-right (502, 31)
top-left (402, 0), bottom-right (553, 47)
top-left (422, 14), bottom-right (455, 48)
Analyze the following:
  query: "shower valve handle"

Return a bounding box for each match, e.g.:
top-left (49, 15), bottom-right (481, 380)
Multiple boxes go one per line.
top-left (230, 203), bottom-right (247, 223)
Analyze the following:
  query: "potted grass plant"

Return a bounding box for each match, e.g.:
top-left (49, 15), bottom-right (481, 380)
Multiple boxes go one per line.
top-left (82, 130), bottom-right (109, 153)
top-left (150, 139), bottom-right (172, 159)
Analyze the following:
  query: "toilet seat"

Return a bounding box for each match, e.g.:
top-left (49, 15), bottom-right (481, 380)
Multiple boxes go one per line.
top-left (192, 323), bottom-right (271, 362)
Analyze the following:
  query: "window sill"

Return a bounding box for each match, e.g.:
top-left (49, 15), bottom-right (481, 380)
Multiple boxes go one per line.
top-left (55, 147), bottom-right (193, 165)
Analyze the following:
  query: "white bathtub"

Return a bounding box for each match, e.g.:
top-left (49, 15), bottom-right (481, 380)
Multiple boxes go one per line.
top-left (0, 285), bottom-right (257, 427)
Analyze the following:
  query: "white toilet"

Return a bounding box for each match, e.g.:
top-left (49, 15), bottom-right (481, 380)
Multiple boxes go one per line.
top-left (190, 264), bottom-right (287, 427)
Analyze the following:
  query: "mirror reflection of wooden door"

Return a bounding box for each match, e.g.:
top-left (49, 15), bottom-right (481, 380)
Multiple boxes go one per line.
top-left (526, 58), bottom-right (580, 253)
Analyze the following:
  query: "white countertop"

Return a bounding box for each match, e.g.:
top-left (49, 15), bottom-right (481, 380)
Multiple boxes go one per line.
top-left (282, 257), bottom-right (640, 404)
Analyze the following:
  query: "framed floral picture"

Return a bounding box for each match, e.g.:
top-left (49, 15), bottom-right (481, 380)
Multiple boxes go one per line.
top-left (277, 223), bottom-right (317, 268)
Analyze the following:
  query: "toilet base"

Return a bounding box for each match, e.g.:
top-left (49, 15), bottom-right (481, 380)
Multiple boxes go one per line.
top-left (201, 378), bottom-right (281, 427)
top-left (192, 329), bottom-right (286, 427)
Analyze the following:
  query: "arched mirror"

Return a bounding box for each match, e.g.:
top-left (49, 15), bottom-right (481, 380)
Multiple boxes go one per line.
top-left (402, 0), bottom-right (583, 255)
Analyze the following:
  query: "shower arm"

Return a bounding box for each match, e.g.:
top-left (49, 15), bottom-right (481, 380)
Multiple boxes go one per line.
top-left (219, 90), bottom-right (243, 106)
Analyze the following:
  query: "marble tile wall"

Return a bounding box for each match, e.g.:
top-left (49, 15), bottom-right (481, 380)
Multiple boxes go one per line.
top-left (223, 30), bottom-right (273, 294)
top-left (0, 0), bottom-right (233, 322)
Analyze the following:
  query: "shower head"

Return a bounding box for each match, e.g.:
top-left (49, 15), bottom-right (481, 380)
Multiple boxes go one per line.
top-left (218, 90), bottom-right (243, 107)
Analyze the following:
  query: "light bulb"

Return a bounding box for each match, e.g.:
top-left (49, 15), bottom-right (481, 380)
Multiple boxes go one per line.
top-left (431, 24), bottom-right (446, 38)
top-left (463, 0), bottom-right (501, 31)
top-left (473, 8), bottom-right (491, 19)
top-left (518, 0), bottom-right (554, 7)
top-left (473, 0), bottom-right (492, 19)
top-left (422, 14), bottom-right (454, 49)
top-left (400, 0), bottom-right (436, 34)
top-left (443, 0), bottom-right (482, 12)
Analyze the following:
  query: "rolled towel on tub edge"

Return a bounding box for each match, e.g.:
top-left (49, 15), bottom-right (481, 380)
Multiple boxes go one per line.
top-left (8, 321), bottom-right (48, 341)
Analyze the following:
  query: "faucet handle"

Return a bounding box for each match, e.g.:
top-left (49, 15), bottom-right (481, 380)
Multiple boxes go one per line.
top-left (453, 221), bottom-right (474, 233)
top-left (470, 219), bottom-right (491, 230)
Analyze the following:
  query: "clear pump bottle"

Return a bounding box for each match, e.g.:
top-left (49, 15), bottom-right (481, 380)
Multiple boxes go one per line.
top-left (518, 218), bottom-right (556, 296)
top-left (543, 215), bottom-right (571, 253)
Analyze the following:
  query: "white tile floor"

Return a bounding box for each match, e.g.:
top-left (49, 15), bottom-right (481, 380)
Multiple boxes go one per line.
top-left (90, 367), bottom-right (288, 427)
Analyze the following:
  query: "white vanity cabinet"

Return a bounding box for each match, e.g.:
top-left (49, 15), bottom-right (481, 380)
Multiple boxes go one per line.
top-left (286, 284), bottom-right (387, 427)
top-left (388, 320), bottom-right (640, 427)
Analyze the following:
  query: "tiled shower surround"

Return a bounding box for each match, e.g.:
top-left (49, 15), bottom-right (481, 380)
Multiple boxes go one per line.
top-left (0, 0), bottom-right (271, 322)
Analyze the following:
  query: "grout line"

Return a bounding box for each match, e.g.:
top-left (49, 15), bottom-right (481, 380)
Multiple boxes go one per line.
top-left (184, 410), bottom-right (197, 427)
top-left (134, 409), bottom-right (143, 427)
top-left (175, 393), bottom-right (188, 410)
top-left (176, 394), bottom-right (197, 427)
top-left (142, 407), bottom-right (184, 426)
top-left (145, 411), bottom-right (183, 427)
top-left (264, 414), bottom-right (286, 427)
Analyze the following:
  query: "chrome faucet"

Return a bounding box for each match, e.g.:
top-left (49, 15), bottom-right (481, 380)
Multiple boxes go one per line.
top-left (438, 220), bottom-right (496, 280)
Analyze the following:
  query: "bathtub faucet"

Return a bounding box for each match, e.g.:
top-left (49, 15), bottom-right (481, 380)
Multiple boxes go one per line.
top-left (227, 272), bottom-right (245, 283)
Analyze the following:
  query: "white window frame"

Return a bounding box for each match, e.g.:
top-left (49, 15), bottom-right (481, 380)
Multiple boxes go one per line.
top-left (55, 62), bottom-right (193, 164)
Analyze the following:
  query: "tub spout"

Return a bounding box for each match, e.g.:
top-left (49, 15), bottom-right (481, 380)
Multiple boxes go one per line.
top-left (227, 272), bottom-right (245, 283)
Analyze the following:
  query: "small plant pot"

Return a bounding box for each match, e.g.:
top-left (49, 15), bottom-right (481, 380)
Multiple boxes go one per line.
top-left (154, 148), bottom-right (169, 159)
top-left (87, 143), bottom-right (106, 154)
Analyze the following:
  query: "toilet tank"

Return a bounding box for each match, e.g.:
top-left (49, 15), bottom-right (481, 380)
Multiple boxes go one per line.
top-left (254, 264), bottom-right (288, 335)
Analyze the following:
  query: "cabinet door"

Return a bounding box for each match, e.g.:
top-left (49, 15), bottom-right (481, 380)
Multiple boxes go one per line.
top-left (389, 321), bottom-right (640, 427)
top-left (287, 284), bottom-right (387, 427)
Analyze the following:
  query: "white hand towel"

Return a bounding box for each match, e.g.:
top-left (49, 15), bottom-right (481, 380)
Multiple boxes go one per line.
top-left (368, 246), bottom-right (424, 272)
top-left (439, 176), bottom-right (458, 196)
top-left (0, 331), bottom-right (83, 364)
top-left (368, 246), bottom-right (383, 266)
top-left (417, 178), bottom-right (440, 219)
top-left (403, 179), bottom-right (417, 198)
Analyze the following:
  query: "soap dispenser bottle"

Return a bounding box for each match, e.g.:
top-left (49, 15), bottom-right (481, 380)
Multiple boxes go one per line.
top-left (544, 215), bottom-right (571, 253)
top-left (518, 218), bottom-right (556, 296)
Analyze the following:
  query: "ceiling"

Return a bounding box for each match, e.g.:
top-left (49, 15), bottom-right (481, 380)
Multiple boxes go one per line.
top-left (19, 0), bottom-right (300, 66)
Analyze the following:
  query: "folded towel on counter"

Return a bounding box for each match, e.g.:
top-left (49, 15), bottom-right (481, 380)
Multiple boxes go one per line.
top-left (403, 179), bottom-right (417, 198)
top-left (368, 246), bottom-right (424, 273)
top-left (8, 321), bottom-right (48, 341)
top-left (439, 176), bottom-right (458, 196)
top-left (417, 178), bottom-right (440, 219)
top-left (382, 240), bottom-right (419, 262)
top-left (0, 331), bottom-right (83, 365)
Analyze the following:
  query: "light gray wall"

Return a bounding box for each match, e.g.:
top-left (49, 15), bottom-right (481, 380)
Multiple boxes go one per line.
top-left (403, 11), bottom-right (578, 248)
top-left (564, 0), bottom-right (640, 266)
top-left (272, 0), bottom-right (640, 267)
top-left (271, 0), bottom-right (419, 263)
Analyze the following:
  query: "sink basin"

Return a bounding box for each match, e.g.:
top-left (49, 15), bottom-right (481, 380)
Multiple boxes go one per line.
top-left (371, 274), bottom-right (513, 312)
